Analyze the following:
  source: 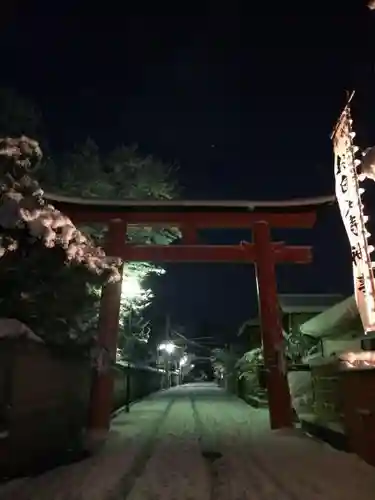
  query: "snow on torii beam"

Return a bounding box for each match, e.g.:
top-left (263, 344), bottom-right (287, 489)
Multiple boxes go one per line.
top-left (45, 193), bottom-right (335, 229)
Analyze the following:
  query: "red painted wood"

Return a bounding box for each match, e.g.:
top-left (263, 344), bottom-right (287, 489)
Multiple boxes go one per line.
top-left (341, 370), bottom-right (375, 466)
top-left (253, 220), bottom-right (294, 429)
top-left (88, 221), bottom-right (126, 436)
top-left (181, 226), bottom-right (198, 245)
top-left (56, 205), bottom-right (316, 229)
top-left (119, 243), bottom-right (312, 263)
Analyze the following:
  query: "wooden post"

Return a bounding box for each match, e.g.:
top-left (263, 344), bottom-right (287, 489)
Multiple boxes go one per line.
top-left (253, 220), bottom-right (293, 429)
top-left (87, 220), bottom-right (126, 447)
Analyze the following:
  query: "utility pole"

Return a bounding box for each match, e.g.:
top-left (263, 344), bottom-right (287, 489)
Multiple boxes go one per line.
top-left (165, 314), bottom-right (171, 388)
top-left (165, 313), bottom-right (170, 340)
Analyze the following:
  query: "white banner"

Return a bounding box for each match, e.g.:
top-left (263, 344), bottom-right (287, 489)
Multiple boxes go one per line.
top-left (333, 107), bottom-right (375, 333)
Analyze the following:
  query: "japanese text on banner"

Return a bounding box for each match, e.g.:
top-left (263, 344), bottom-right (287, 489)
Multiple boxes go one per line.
top-left (333, 110), bottom-right (375, 333)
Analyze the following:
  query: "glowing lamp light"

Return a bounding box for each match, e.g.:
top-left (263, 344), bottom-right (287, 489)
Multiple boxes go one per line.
top-left (179, 355), bottom-right (188, 367)
top-left (158, 342), bottom-right (176, 354)
top-left (121, 276), bottom-right (143, 299)
top-left (340, 351), bottom-right (375, 369)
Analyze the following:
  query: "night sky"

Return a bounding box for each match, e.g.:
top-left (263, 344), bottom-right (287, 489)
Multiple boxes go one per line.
top-left (2, 2), bottom-right (375, 335)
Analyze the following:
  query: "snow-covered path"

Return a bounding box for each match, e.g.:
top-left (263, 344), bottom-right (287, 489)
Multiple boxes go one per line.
top-left (1, 383), bottom-right (374, 499)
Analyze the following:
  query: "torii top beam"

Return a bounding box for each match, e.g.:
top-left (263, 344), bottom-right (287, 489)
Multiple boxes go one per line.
top-left (45, 193), bottom-right (335, 229)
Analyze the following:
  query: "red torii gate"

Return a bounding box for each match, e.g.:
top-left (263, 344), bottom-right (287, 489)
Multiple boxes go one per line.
top-left (46, 193), bottom-right (333, 441)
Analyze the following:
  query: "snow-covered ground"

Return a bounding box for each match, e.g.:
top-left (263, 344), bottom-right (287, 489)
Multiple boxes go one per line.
top-left (1, 383), bottom-right (374, 500)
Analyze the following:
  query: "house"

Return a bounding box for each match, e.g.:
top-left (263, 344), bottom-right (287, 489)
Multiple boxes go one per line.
top-left (300, 295), bottom-right (363, 359)
top-left (278, 293), bottom-right (344, 337)
top-left (238, 294), bottom-right (344, 347)
top-left (237, 318), bottom-right (261, 350)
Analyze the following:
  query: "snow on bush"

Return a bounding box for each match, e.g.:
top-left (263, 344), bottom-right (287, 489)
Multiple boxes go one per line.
top-left (0, 136), bottom-right (122, 282)
top-left (340, 350), bottom-right (375, 369)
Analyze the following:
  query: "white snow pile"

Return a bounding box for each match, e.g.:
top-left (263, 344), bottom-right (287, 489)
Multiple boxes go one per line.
top-left (0, 136), bottom-right (122, 282)
top-left (288, 370), bottom-right (314, 414)
top-left (0, 318), bottom-right (43, 342)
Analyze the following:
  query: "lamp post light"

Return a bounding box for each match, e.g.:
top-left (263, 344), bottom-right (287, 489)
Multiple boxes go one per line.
top-left (121, 276), bottom-right (144, 360)
top-left (179, 355), bottom-right (188, 367)
top-left (158, 342), bottom-right (176, 354)
top-left (121, 276), bottom-right (143, 300)
top-left (121, 276), bottom-right (144, 413)
top-left (158, 342), bottom-right (177, 388)
top-left (178, 354), bottom-right (188, 385)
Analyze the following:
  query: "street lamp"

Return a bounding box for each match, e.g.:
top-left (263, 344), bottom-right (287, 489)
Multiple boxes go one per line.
top-left (121, 276), bottom-right (144, 339)
top-left (121, 276), bottom-right (143, 299)
top-left (158, 342), bottom-right (176, 354)
top-left (178, 355), bottom-right (188, 385)
top-left (179, 355), bottom-right (188, 367)
top-left (121, 276), bottom-right (143, 413)
top-left (158, 342), bottom-right (177, 388)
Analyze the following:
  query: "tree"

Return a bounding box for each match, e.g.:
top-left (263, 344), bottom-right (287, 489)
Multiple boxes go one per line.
top-left (38, 139), bottom-right (179, 245)
top-left (37, 139), bottom-right (180, 358)
top-left (0, 137), bottom-right (121, 352)
top-left (211, 347), bottom-right (239, 383)
top-left (0, 89), bottom-right (180, 359)
top-left (0, 88), bottom-right (44, 141)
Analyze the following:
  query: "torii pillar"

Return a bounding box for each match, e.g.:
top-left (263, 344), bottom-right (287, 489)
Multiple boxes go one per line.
top-left (86, 220), bottom-right (126, 448)
top-left (254, 220), bottom-right (294, 429)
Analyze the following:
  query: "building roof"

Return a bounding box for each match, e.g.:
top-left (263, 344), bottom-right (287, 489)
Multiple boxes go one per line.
top-left (278, 294), bottom-right (344, 314)
top-left (300, 295), bottom-right (362, 338)
top-left (237, 318), bottom-right (260, 337)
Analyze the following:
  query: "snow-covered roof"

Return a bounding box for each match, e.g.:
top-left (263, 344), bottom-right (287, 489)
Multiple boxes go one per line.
top-left (300, 295), bottom-right (362, 338)
top-left (46, 192), bottom-right (335, 210)
top-left (237, 318), bottom-right (260, 337)
top-left (278, 294), bottom-right (344, 314)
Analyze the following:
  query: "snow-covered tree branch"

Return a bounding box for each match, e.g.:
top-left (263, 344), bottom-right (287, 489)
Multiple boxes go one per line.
top-left (0, 136), bottom-right (122, 283)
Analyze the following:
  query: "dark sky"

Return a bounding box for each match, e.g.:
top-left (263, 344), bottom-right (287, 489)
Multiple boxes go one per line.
top-left (2, 2), bottom-right (375, 335)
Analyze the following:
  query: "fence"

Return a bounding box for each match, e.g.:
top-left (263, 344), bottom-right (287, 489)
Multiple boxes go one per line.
top-left (112, 360), bottom-right (165, 410)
